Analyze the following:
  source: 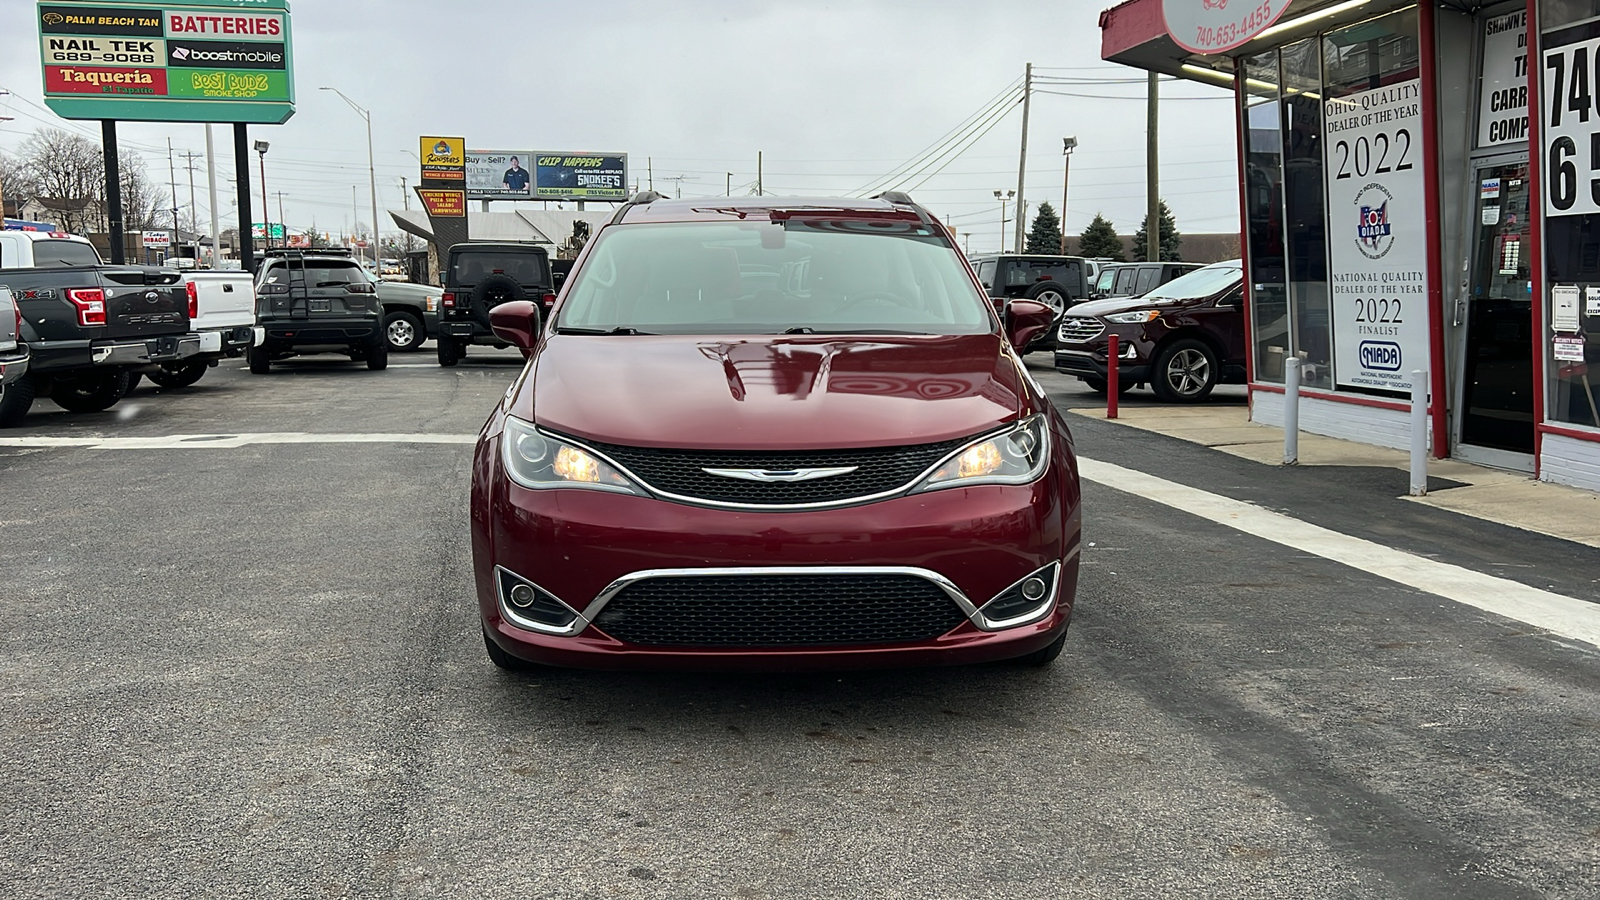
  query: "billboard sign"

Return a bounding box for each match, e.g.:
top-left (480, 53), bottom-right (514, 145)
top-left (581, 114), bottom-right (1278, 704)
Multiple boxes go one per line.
top-left (466, 150), bottom-right (534, 200)
top-left (419, 136), bottom-right (465, 186)
top-left (417, 189), bottom-right (466, 218)
top-left (534, 153), bottom-right (628, 201)
top-left (37, 0), bottom-right (295, 125)
top-left (250, 222), bottom-right (284, 239)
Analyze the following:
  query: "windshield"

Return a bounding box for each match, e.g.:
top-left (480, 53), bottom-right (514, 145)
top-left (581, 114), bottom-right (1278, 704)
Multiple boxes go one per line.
top-left (262, 262), bottom-right (364, 287)
top-left (31, 239), bottom-right (102, 268)
top-left (558, 220), bottom-right (992, 335)
top-left (452, 251), bottom-right (548, 287)
top-left (1142, 264), bottom-right (1241, 301)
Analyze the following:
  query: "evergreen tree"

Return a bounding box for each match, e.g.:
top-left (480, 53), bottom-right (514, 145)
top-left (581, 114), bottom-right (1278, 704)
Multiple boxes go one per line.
top-left (1130, 199), bottom-right (1183, 261)
top-left (1025, 201), bottom-right (1063, 255)
top-left (1078, 213), bottom-right (1125, 261)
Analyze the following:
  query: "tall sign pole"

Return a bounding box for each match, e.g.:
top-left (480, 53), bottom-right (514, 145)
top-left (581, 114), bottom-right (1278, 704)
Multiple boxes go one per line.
top-left (1013, 62), bottom-right (1032, 254)
top-left (235, 125), bottom-right (254, 272)
top-left (1147, 72), bottom-right (1160, 262)
top-left (102, 120), bottom-right (124, 264)
top-left (1060, 136), bottom-right (1076, 254)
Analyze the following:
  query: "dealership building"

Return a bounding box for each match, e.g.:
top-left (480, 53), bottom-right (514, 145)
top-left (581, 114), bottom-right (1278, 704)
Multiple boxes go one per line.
top-left (1100, 0), bottom-right (1600, 490)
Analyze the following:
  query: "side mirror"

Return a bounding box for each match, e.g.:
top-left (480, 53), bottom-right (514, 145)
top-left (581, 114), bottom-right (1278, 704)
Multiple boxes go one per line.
top-left (1004, 299), bottom-right (1054, 352)
top-left (489, 300), bottom-right (542, 351)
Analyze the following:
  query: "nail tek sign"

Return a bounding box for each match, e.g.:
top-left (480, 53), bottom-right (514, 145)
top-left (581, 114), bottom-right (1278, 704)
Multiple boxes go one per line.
top-left (1161, 0), bottom-right (1291, 54)
top-left (37, 0), bottom-right (295, 124)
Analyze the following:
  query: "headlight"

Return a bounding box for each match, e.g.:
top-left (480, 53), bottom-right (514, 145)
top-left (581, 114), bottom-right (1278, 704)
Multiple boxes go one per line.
top-left (501, 415), bottom-right (643, 495)
top-left (913, 415), bottom-right (1049, 492)
top-left (1105, 310), bottom-right (1160, 324)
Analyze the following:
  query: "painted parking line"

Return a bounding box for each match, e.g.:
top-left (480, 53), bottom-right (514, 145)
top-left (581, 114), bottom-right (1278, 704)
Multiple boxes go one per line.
top-left (0, 432), bottom-right (478, 450)
top-left (1078, 457), bottom-right (1600, 651)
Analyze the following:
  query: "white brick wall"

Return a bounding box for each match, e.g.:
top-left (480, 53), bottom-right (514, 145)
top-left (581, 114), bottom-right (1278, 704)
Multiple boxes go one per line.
top-left (1250, 391), bottom-right (1419, 452)
top-left (1540, 433), bottom-right (1600, 492)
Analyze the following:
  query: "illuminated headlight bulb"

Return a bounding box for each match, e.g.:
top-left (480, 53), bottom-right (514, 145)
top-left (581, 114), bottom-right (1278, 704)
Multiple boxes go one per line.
top-left (957, 441), bottom-right (1004, 479)
top-left (553, 446), bottom-right (602, 483)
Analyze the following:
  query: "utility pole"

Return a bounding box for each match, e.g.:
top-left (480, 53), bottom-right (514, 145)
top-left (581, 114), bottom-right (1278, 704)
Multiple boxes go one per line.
top-left (167, 139), bottom-right (180, 262)
top-left (1147, 72), bottom-right (1160, 262)
top-left (181, 149), bottom-right (202, 262)
top-left (204, 125), bottom-right (220, 267)
top-left (726, 172), bottom-right (732, 197)
top-left (400, 176), bottom-right (409, 209)
top-left (1013, 62), bottom-right (1032, 254)
top-left (647, 157), bottom-right (653, 191)
top-left (1060, 137), bottom-right (1077, 255)
top-left (352, 184), bottom-right (361, 264)
top-left (275, 191), bottom-right (288, 245)
top-left (757, 151), bottom-right (763, 196)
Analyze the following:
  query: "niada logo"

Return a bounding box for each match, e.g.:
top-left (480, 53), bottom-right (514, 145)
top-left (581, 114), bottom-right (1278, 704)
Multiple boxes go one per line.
top-left (1354, 183), bottom-right (1395, 260)
top-left (1359, 340), bottom-right (1402, 371)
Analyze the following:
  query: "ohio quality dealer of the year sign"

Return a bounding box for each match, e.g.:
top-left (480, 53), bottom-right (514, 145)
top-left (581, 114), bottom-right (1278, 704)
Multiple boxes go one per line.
top-left (37, 0), bottom-right (294, 125)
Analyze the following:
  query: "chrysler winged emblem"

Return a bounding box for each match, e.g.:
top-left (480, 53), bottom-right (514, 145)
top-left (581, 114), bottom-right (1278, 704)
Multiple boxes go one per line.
top-left (702, 466), bottom-right (858, 483)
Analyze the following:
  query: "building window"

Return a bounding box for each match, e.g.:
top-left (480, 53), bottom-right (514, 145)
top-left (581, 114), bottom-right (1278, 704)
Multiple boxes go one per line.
top-left (1242, 50), bottom-right (1289, 383)
top-left (1283, 38), bottom-right (1332, 389)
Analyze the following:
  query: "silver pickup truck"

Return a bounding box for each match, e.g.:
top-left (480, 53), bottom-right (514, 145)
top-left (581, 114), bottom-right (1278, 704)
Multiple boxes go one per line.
top-left (0, 286), bottom-right (30, 426)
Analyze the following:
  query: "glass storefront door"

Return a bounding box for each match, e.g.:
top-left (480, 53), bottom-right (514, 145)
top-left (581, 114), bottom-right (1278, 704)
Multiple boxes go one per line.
top-left (1457, 160), bottom-right (1535, 462)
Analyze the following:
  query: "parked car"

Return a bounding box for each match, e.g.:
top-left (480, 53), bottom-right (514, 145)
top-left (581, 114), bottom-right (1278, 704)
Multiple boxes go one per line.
top-left (472, 191), bottom-right (1080, 672)
top-left (437, 242), bottom-right (553, 367)
top-left (128, 268), bottom-right (258, 389)
top-left (249, 249), bottom-right (387, 374)
top-left (1054, 260), bottom-right (1246, 402)
top-left (1090, 261), bottom-right (1204, 301)
top-left (0, 286), bottom-right (30, 426)
top-left (365, 269), bottom-right (442, 352)
top-left (0, 230), bottom-right (197, 423)
top-left (969, 253), bottom-right (1097, 353)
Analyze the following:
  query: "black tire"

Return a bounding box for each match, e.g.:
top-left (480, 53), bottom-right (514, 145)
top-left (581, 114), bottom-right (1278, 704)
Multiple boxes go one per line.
top-left (1013, 628), bottom-right (1069, 668)
top-left (436, 337), bottom-right (461, 368)
top-left (483, 627), bottom-right (537, 671)
top-left (123, 372), bottom-right (143, 395)
top-left (147, 363), bottom-right (207, 388)
top-left (248, 343), bottom-right (272, 374)
top-left (0, 372), bottom-right (36, 427)
top-left (383, 310), bottom-right (425, 352)
top-left (49, 371), bottom-right (130, 413)
top-left (469, 274), bottom-right (522, 329)
top-left (1024, 282), bottom-right (1070, 321)
top-left (366, 336), bottom-right (389, 371)
top-left (1150, 338), bottom-right (1219, 403)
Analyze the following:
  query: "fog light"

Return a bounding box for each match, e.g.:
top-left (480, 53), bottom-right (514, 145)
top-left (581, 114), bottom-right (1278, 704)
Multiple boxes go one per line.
top-left (508, 584), bottom-right (535, 608)
top-left (1020, 576), bottom-right (1047, 602)
top-left (977, 562), bottom-right (1061, 629)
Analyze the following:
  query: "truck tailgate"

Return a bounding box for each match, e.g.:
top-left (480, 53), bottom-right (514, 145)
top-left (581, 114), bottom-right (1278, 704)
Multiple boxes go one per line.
top-left (186, 272), bottom-right (256, 330)
top-left (100, 267), bottom-right (188, 339)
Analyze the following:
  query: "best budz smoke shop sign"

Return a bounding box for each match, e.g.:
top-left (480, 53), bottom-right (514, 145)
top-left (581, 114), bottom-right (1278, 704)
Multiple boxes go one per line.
top-left (1323, 79), bottom-right (1431, 392)
top-left (37, 0), bottom-right (294, 124)
top-left (1161, 0), bottom-right (1291, 54)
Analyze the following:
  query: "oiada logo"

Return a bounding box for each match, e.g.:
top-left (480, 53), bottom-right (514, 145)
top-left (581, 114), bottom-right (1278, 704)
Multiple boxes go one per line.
top-left (1354, 183), bottom-right (1396, 260)
top-left (1359, 341), bottom-right (1402, 371)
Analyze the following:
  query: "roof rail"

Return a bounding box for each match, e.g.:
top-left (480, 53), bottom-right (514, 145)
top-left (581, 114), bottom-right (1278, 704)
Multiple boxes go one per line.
top-left (609, 190), bottom-right (666, 225)
top-left (262, 246), bottom-right (352, 258)
top-left (870, 190), bottom-right (933, 227)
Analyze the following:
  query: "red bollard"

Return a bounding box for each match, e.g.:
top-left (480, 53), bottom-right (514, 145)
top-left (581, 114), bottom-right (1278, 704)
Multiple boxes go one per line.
top-left (1106, 334), bottom-right (1120, 420)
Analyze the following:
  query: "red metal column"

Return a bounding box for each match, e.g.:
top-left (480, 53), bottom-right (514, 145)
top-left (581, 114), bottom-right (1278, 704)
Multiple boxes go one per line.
top-left (1418, 0), bottom-right (1450, 459)
top-left (1526, 0), bottom-right (1546, 476)
top-left (1107, 334), bottom-right (1121, 420)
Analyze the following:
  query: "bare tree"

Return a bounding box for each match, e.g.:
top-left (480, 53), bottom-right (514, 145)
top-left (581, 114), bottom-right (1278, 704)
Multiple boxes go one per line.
top-left (11, 127), bottom-right (167, 234)
top-left (118, 149), bottom-right (168, 232)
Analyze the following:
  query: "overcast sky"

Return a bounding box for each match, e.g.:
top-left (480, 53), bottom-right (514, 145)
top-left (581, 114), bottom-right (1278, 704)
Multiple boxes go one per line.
top-left (0, 0), bottom-right (1239, 254)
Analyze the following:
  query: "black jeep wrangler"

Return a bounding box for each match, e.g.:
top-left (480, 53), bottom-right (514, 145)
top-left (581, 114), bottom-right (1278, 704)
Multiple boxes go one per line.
top-left (249, 249), bottom-right (387, 374)
top-left (437, 242), bottom-right (553, 367)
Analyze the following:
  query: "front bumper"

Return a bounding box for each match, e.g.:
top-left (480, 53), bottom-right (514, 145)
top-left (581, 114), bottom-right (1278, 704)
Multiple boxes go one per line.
top-left (474, 432), bottom-right (1082, 671)
top-left (1053, 348), bottom-right (1151, 382)
top-left (0, 347), bottom-right (28, 387)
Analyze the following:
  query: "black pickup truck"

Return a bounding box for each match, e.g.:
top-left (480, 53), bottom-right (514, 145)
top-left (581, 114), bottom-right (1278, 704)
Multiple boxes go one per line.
top-left (0, 245), bottom-right (196, 424)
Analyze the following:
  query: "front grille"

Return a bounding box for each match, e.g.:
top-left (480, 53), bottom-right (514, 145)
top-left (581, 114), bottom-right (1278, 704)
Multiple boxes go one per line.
top-left (591, 573), bottom-right (969, 647)
top-left (579, 436), bottom-right (966, 506)
top-left (1058, 317), bottom-right (1104, 344)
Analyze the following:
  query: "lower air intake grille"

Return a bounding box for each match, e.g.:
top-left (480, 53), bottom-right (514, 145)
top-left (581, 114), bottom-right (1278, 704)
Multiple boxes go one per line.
top-left (591, 573), bottom-right (968, 647)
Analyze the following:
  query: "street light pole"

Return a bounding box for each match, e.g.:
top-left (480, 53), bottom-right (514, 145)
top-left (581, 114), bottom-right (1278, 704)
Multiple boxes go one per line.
top-left (993, 189), bottom-right (1013, 253)
top-left (322, 87), bottom-right (380, 273)
top-left (726, 172), bottom-right (732, 197)
top-left (1060, 136), bottom-right (1077, 255)
top-left (253, 140), bottom-right (270, 249)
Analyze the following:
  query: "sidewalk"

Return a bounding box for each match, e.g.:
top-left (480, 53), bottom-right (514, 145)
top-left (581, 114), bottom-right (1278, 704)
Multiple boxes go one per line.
top-left (1068, 404), bottom-right (1600, 549)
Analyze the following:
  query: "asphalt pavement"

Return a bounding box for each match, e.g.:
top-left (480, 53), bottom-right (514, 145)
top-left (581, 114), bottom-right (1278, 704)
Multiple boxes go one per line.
top-left (0, 348), bottom-right (1596, 899)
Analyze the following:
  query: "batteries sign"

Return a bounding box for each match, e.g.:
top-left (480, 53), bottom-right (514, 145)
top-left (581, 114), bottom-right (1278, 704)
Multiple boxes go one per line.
top-left (37, 0), bottom-right (294, 124)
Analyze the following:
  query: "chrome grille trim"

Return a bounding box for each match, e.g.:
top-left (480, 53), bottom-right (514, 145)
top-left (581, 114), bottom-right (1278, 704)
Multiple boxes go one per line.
top-left (1057, 317), bottom-right (1105, 344)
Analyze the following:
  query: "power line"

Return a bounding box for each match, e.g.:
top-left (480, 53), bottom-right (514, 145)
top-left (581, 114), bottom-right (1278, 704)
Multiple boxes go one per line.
top-left (850, 78), bottom-right (1022, 197)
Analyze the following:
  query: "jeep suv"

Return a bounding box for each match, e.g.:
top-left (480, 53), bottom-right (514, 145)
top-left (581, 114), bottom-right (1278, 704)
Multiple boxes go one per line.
top-left (1054, 260), bottom-right (1245, 402)
top-left (1090, 261), bottom-right (1204, 301)
top-left (970, 253), bottom-right (1096, 353)
top-left (249, 249), bottom-right (386, 373)
top-left (436, 242), bottom-right (553, 367)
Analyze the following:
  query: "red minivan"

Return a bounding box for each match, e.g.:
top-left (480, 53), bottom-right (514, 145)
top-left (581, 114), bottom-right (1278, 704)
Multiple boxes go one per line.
top-left (471, 193), bottom-right (1081, 672)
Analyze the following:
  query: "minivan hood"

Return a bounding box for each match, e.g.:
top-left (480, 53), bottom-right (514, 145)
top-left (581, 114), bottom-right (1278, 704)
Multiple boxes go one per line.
top-left (523, 333), bottom-right (1027, 450)
top-left (1067, 295), bottom-right (1199, 318)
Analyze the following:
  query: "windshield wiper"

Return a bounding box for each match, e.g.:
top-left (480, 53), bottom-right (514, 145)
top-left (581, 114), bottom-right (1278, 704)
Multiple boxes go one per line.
top-left (554, 326), bottom-right (654, 335)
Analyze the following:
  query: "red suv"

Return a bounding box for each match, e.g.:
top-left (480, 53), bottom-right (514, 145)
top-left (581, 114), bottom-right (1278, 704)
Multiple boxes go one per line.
top-left (470, 192), bottom-right (1081, 672)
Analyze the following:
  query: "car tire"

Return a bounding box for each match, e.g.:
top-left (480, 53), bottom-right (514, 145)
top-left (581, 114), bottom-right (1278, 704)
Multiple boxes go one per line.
top-left (366, 336), bottom-right (389, 371)
top-left (1024, 282), bottom-right (1069, 321)
top-left (248, 344), bottom-right (272, 374)
top-left (383, 310), bottom-right (425, 352)
top-left (483, 627), bottom-right (538, 672)
top-left (1150, 338), bottom-right (1219, 403)
top-left (0, 372), bottom-right (36, 427)
top-left (147, 363), bottom-right (207, 388)
top-left (1082, 375), bottom-right (1133, 396)
top-left (437, 338), bottom-right (461, 367)
top-left (49, 371), bottom-right (130, 413)
top-left (123, 372), bottom-right (143, 395)
top-left (1013, 628), bottom-right (1069, 668)
top-left (470, 274), bottom-right (522, 330)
